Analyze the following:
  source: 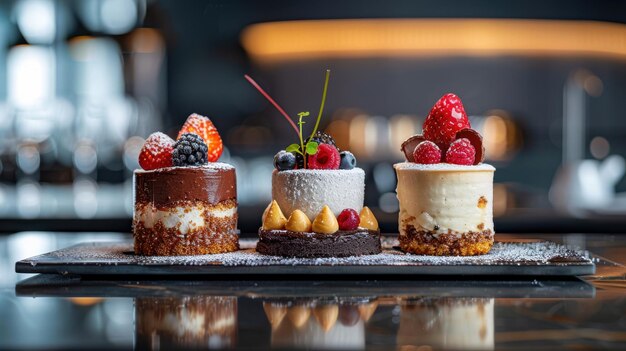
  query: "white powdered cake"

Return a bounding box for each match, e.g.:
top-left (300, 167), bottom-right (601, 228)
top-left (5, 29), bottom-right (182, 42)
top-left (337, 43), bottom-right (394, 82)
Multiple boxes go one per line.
top-left (394, 162), bottom-right (495, 237)
top-left (272, 168), bottom-right (365, 219)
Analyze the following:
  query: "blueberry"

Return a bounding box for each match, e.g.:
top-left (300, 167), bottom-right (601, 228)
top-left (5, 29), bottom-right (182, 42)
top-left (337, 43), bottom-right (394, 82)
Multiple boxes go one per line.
top-left (273, 150), bottom-right (297, 171)
top-left (339, 151), bottom-right (356, 170)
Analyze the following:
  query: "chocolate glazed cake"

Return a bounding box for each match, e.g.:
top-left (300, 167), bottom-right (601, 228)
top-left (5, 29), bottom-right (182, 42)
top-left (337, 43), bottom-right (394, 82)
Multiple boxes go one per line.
top-left (133, 163), bottom-right (238, 255)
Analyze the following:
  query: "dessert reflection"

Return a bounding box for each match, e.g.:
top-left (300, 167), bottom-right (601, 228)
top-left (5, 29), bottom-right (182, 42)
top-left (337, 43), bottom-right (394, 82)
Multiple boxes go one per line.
top-left (397, 298), bottom-right (494, 351)
top-left (131, 293), bottom-right (494, 350)
top-left (263, 298), bottom-right (378, 350)
top-left (135, 296), bottom-right (237, 350)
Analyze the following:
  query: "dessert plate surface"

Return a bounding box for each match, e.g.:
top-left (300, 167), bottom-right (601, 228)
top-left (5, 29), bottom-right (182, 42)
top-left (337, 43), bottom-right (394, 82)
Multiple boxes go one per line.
top-left (15, 237), bottom-right (595, 277)
top-left (15, 274), bottom-right (594, 299)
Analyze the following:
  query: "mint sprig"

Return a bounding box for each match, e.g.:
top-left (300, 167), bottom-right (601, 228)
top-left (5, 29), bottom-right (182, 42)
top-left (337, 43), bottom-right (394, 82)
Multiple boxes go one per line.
top-left (285, 112), bottom-right (319, 168)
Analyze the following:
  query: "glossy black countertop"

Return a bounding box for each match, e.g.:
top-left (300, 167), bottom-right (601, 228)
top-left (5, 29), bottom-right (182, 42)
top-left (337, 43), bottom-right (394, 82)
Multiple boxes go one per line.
top-left (1, 232), bottom-right (625, 350)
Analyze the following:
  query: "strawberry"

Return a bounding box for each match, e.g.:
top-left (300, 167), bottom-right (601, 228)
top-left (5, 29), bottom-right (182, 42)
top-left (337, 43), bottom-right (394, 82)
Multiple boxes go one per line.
top-left (308, 144), bottom-right (340, 170)
top-left (445, 138), bottom-right (475, 165)
top-left (412, 140), bottom-right (442, 164)
top-left (178, 113), bottom-right (223, 162)
top-left (423, 93), bottom-right (470, 149)
top-left (138, 132), bottom-right (175, 170)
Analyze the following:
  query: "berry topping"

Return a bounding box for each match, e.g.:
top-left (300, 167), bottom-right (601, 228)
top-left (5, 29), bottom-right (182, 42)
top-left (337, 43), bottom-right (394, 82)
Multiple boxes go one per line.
top-left (308, 143), bottom-right (340, 170)
top-left (274, 150), bottom-right (297, 171)
top-left (339, 151), bottom-right (357, 170)
top-left (412, 140), bottom-right (442, 164)
top-left (305, 131), bottom-right (337, 149)
top-left (423, 93), bottom-right (470, 149)
top-left (138, 132), bottom-right (174, 170)
top-left (445, 138), bottom-right (476, 165)
top-left (337, 208), bottom-right (360, 231)
top-left (294, 153), bottom-right (305, 169)
top-left (455, 128), bottom-right (484, 165)
top-left (172, 133), bottom-right (208, 167)
top-left (177, 113), bottom-right (223, 162)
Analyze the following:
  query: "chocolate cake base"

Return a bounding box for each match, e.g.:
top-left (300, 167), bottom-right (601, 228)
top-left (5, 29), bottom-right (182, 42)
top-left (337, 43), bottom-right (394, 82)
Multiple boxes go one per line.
top-left (257, 229), bottom-right (381, 258)
top-left (400, 225), bottom-right (493, 256)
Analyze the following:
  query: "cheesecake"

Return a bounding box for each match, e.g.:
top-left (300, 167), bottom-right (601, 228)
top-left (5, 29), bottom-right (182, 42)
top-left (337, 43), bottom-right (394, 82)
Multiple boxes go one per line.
top-left (395, 93), bottom-right (495, 255)
top-left (395, 163), bottom-right (495, 256)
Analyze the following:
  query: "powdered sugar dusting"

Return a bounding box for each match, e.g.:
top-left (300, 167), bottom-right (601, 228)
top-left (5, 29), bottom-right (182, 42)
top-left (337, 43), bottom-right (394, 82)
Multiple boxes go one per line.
top-left (272, 168), bottom-right (365, 218)
top-left (394, 162), bottom-right (495, 172)
top-left (30, 238), bottom-right (591, 268)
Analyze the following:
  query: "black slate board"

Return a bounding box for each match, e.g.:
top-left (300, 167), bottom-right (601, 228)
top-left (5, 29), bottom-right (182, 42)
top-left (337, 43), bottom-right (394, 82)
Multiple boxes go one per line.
top-left (15, 237), bottom-right (595, 277)
top-left (15, 274), bottom-right (595, 299)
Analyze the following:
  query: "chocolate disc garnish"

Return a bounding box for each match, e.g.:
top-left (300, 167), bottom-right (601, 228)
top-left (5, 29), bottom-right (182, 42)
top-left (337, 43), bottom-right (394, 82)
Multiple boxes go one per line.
top-left (400, 134), bottom-right (425, 162)
top-left (455, 128), bottom-right (484, 164)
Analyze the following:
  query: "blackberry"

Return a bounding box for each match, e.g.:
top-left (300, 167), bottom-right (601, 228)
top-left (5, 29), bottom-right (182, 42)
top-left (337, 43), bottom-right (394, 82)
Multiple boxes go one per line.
top-left (172, 133), bottom-right (208, 166)
top-left (304, 131), bottom-right (338, 150)
top-left (295, 152), bottom-right (304, 169)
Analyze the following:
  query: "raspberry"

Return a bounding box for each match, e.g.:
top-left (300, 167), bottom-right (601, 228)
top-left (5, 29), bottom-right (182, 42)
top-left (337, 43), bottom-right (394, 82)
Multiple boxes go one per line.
top-left (337, 208), bottom-right (360, 231)
top-left (423, 93), bottom-right (471, 149)
top-left (178, 113), bottom-right (223, 162)
top-left (308, 143), bottom-right (340, 170)
top-left (138, 132), bottom-right (174, 170)
top-left (445, 138), bottom-right (476, 165)
top-left (412, 140), bottom-right (441, 164)
top-left (172, 133), bottom-right (208, 166)
top-left (455, 128), bottom-right (484, 165)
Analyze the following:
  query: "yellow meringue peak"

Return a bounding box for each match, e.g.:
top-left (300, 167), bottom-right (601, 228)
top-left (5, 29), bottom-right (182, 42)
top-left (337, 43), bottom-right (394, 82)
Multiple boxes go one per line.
top-left (358, 301), bottom-right (379, 322)
top-left (359, 206), bottom-right (379, 230)
top-left (312, 205), bottom-right (339, 234)
top-left (262, 200), bottom-right (287, 230)
top-left (287, 306), bottom-right (311, 329)
top-left (285, 209), bottom-right (312, 232)
top-left (313, 305), bottom-right (339, 332)
top-left (263, 302), bottom-right (287, 329)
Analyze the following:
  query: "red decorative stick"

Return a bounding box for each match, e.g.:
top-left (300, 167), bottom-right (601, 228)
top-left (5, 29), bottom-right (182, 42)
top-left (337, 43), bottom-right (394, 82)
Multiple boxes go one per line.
top-left (244, 74), bottom-right (300, 136)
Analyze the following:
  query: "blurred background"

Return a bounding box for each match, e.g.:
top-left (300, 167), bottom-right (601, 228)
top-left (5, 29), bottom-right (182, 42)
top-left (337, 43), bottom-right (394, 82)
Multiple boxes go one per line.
top-left (0, 0), bottom-right (625, 234)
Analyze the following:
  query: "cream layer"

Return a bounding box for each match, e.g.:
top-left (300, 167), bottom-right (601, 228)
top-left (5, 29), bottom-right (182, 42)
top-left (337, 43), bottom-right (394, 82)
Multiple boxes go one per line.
top-left (135, 203), bottom-right (237, 235)
top-left (395, 163), bottom-right (495, 237)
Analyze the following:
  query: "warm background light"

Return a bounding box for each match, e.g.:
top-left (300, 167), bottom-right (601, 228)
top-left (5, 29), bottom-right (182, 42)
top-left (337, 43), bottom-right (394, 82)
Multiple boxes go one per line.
top-left (241, 19), bottom-right (626, 62)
